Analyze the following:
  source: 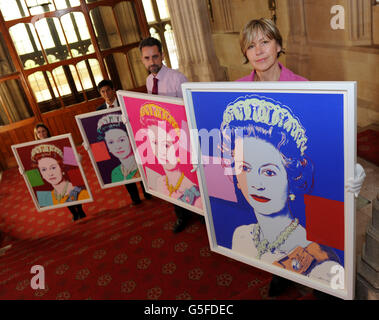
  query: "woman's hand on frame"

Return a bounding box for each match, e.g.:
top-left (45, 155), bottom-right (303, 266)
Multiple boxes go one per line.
top-left (346, 163), bottom-right (366, 197)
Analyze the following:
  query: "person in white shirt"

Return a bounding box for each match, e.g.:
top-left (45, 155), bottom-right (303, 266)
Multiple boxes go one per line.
top-left (139, 37), bottom-right (194, 233)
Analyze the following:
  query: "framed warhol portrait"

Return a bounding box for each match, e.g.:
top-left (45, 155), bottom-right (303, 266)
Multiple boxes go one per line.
top-left (182, 81), bottom-right (357, 300)
top-left (117, 90), bottom-right (205, 216)
top-left (75, 107), bottom-right (142, 189)
top-left (11, 133), bottom-right (93, 212)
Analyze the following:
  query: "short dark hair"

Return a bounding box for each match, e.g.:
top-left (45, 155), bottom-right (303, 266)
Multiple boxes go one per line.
top-left (139, 37), bottom-right (162, 54)
top-left (97, 79), bottom-right (114, 92)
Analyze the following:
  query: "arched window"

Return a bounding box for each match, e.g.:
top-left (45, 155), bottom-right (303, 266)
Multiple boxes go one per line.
top-left (0, 0), bottom-right (149, 120)
top-left (0, 0), bottom-right (151, 170)
top-left (142, 0), bottom-right (179, 70)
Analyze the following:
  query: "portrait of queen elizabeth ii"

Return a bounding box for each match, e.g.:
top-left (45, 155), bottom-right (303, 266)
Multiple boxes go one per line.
top-left (218, 94), bottom-right (344, 284)
top-left (31, 144), bottom-right (90, 205)
top-left (12, 134), bottom-right (93, 211)
top-left (182, 82), bottom-right (357, 298)
top-left (96, 113), bottom-right (140, 183)
top-left (140, 103), bottom-right (202, 209)
top-left (118, 91), bottom-right (205, 214)
top-left (75, 109), bottom-right (142, 188)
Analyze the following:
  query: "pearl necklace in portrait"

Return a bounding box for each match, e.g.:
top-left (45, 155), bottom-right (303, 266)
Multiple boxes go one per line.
top-left (252, 218), bottom-right (299, 259)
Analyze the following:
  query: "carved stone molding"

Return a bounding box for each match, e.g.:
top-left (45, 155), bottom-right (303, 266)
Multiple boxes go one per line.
top-left (289, 0), bottom-right (373, 46)
top-left (209, 0), bottom-right (234, 33)
top-left (286, 0), bottom-right (309, 78)
top-left (166, 0), bottom-right (227, 82)
top-left (356, 196), bottom-right (379, 299)
top-left (348, 0), bottom-right (372, 45)
top-left (287, 0), bottom-right (307, 43)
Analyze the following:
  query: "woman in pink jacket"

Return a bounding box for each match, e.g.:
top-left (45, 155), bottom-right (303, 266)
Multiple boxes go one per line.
top-left (236, 18), bottom-right (365, 299)
top-left (237, 18), bottom-right (306, 82)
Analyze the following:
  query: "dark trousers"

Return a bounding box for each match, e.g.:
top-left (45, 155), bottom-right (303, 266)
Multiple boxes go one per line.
top-left (125, 182), bottom-right (151, 203)
top-left (68, 204), bottom-right (86, 220)
top-left (173, 204), bottom-right (192, 221)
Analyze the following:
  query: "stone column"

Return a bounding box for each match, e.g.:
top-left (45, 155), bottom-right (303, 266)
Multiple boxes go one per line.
top-left (356, 194), bottom-right (379, 299)
top-left (348, 0), bottom-right (372, 45)
top-left (166, 0), bottom-right (227, 82)
top-left (285, 0), bottom-right (310, 79)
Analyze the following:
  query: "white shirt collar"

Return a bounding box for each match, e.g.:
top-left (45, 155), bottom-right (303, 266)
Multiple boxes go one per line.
top-left (154, 64), bottom-right (168, 80)
top-left (106, 98), bottom-right (119, 108)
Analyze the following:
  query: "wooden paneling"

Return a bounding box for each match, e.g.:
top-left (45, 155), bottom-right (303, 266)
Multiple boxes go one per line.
top-left (0, 86), bottom-right (147, 170)
top-left (0, 117), bottom-right (36, 169)
top-left (0, 0), bottom-right (150, 170)
top-left (41, 98), bottom-right (103, 145)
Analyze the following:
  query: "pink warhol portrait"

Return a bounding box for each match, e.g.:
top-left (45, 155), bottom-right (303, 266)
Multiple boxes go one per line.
top-left (122, 95), bottom-right (203, 210)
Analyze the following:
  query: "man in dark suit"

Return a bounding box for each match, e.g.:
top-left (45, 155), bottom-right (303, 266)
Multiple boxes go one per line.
top-left (97, 80), bottom-right (120, 110)
top-left (97, 79), bottom-right (152, 205)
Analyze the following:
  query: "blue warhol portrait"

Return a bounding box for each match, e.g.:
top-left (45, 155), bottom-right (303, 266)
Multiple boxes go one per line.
top-left (190, 90), bottom-right (345, 282)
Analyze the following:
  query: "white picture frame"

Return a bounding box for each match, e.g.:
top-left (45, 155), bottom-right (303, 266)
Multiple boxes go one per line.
top-left (117, 90), bottom-right (206, 216)
top-left (75, 107), bottom-right (142, 189)
top-left (11, 133), bottom-right (93, 212)
top-left (182, 81), bottom-right (357, 300)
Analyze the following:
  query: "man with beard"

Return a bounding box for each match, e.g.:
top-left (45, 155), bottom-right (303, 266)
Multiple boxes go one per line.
top-left (139, 37), bottom-right (193, 233)
top-left (139, 37), bottom-right (187, 98)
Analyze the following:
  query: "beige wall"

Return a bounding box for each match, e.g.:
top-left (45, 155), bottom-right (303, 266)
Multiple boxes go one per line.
top-left (210, 0), bottom-right (290, 80)
top-left (210, 0), bottom-right (271, 80)
top-left (374, 6), bottom-right (379, 44)
top-left (209, 0), bottom-right (379, 127)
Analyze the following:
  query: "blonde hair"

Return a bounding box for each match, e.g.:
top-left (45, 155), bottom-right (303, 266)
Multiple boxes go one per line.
top-left (240, 18), bottom-right (284, 64)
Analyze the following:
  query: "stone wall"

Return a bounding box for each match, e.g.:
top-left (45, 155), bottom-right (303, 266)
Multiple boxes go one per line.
top-left (208, 0), bottom-right (379, 127)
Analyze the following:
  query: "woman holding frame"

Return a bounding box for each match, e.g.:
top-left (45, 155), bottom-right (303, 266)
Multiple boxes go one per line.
top-left (236, 17), bottom-right (366, 297)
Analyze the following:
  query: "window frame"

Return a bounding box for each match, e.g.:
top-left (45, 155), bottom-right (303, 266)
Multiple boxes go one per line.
top-left (144, 0), bottom-right (174, 69)
top-left (0, 0), bottom-right (149, 124)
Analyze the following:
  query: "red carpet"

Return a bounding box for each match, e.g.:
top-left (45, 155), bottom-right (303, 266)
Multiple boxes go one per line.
top-left (0, 147), bottom-right (313, 300)
top-left (357, 129), bottom-right (379, 166)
